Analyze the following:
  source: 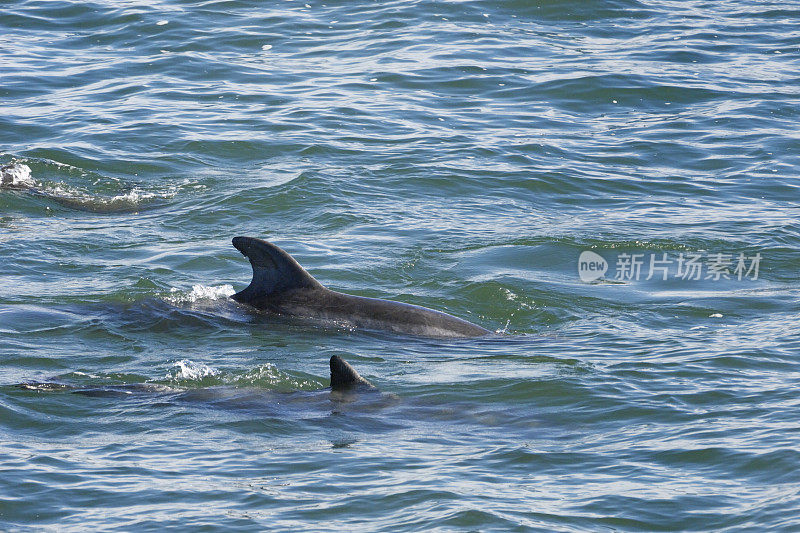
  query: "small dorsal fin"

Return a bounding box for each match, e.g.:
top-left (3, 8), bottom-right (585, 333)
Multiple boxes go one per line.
top-left (330, 355), bottom-right (374, 391)
top-left (231, 237), bottom-right (323, 303)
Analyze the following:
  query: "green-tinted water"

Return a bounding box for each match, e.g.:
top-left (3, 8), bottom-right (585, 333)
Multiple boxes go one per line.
top-left (2, 0), bottom-right (799, 530)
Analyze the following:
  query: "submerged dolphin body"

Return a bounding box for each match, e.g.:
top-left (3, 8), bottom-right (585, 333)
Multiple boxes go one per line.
top-left (231, 237), bottom-right (490, 338)
top-left (1, 163), bottom-right (161, 214)
top-left (19, 355), bottom-right (373, 395)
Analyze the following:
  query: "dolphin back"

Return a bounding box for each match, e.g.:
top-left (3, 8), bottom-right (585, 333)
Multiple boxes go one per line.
top-left (231, 237), bottom-right (323, 304)
top-left (230, 236), bottom-right (491, 337)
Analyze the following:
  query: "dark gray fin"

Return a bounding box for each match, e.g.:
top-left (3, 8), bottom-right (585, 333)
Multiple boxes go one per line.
top-left (231, 237), bottom-right (324, 303)
top-left (330, 355), bottom-right (374, 391)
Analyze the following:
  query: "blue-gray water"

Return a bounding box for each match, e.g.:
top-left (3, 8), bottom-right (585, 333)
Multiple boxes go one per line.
top-left (1, 1), bottom-right (799, 530)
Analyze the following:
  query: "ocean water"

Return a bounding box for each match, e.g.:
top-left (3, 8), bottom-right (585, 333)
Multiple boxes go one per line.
top-left (1, 0), bottom-right (799, 530)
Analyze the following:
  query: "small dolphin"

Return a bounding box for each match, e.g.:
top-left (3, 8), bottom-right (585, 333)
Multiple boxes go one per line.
top-left (18, 355), bottom-right (373, 395)
top-left (231, 237), bottom-right (490, 338)
top-left (1, 162), bottom-right (160, 213)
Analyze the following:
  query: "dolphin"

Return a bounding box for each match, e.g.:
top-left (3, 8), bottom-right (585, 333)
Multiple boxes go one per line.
top-left (1, 163), bottom-right (162, 213)
top-left (230, 237), bottom-right (490, 338)
top-left (18, 355), bottom-right (373, 395)
top-left (330, 354), bottom-right (375, 391)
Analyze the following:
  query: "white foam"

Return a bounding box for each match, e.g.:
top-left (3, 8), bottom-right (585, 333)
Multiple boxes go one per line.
top-left (73, 371), bottom-right (101, 378)
top-left (29, 181), bottom-right (181, 212)
top-left (1, 163), bottom-right (35, 187)
top-left (167, 284), bottom-right (235, 304)
top-left (232, 363), bottom-right (281, 384)
top-left (169, 359), bottom-right (219, 381)
top-left (2, 162), bottom-right (193, 211)
top-left (229, 363), bottom-right (323, 389)
top-left (109, 188), bottom-right (161, 202)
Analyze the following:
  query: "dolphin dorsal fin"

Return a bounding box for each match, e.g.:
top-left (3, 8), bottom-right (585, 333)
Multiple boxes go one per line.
top-left (231, 237), bottom-right (323, 302)
top-left (330, 355), bottom-right (374, 391)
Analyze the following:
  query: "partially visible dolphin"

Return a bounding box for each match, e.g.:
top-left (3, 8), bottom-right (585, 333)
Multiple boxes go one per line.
top-left (1, 163), bottom-right (161, 214)
top-left (231, 236), bottom-right (491, 338)
top-left (330, 354), bottom-right (374, 391)
top-left (19, 355), bottom-right (373, 395)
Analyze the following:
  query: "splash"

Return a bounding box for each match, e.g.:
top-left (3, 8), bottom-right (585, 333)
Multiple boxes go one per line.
top-left (166, 284), bottom-right (235, 304)
top-left (231, 363), bottom-right (282, 385)
top-left (37, 183), bottom-right (177, 213)
top-left (168, 359), bottom-right (220, 381)
top-left (165, 360), bottom-right (322, 390)
top-left (0, 163), bottom-right (35, 187)
top-left (1, 159), bottom-right (193, 213)
top-left (228, 363), bottom-right (321, 390)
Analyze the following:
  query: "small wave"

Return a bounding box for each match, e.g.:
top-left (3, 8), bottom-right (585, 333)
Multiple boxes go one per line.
top-left (37, 183), bottom-right (177, 213)
top-left (1, 159), bottom-right (191, 213)
top-left (166, 284), bottom-right (235, 304)
top-left (168, 359), bottom-right (220, 381)
top-left (165, 360), bottom-right (323, 390)
top-left (231, 363), bottom-right (282, 385)
top-left (230, 363), bottom-right (323, 390)
top-left (17, 382), bottom-right (72, 392)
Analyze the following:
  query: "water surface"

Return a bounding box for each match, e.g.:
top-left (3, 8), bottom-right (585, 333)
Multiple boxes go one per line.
top-left (1, 0), bottom-right (799, 530)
